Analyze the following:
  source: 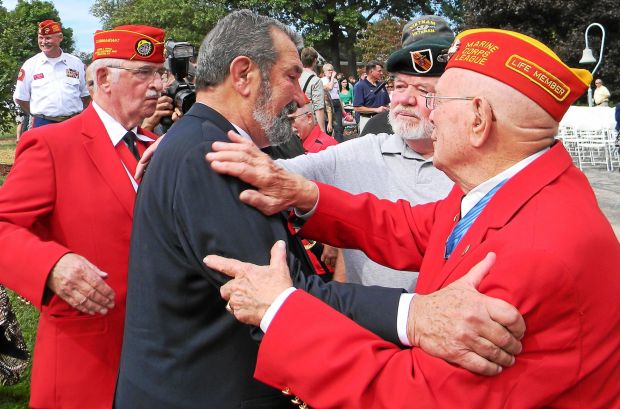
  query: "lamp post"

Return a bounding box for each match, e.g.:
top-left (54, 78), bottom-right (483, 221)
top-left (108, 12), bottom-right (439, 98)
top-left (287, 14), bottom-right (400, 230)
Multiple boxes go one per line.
top-left (579, 23), bottom-right (606, 107)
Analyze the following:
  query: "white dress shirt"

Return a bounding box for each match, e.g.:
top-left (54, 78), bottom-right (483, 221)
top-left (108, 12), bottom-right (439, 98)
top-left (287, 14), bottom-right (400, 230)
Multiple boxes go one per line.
top-left (91, 102), bottom-right (154, 191)
top-left (14, 51), bottom-right (88, 116)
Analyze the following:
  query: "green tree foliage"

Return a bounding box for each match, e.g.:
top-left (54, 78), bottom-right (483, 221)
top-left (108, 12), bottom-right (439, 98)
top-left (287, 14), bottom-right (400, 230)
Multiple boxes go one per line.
top-left (237, 0), bottom-right (436, 72)
top-left (356, 18), bottom-right (406, 65)
top-left (91, 0), bottom-right (228, 47)
top-left (460, 0), bottom-right (619, 105)
top-left (92, 0), bottom-right (440, 74)
top-left (0, 0), bottom-right (76, 131)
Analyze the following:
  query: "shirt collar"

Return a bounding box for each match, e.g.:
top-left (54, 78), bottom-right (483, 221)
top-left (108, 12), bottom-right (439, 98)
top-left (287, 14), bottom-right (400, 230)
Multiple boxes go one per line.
top-left (91, 101), bottom-right (154, 146)
top-left (380, 133), bottom-right (429, 161)
top-left (461, 148), bottom-right (548, 217)
top-left (230, 123), bottom-right (253, 143)
top-left (39, 50), bottom-right (67, 65)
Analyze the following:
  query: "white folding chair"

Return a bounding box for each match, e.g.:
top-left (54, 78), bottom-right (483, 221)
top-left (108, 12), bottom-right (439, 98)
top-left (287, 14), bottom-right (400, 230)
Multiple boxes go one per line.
top-left (605, 129), bottom-right (620, 171)
top-left (558, 126), bottom-right (582, 169)
top-left (577, 129), bottom-right (612, 171)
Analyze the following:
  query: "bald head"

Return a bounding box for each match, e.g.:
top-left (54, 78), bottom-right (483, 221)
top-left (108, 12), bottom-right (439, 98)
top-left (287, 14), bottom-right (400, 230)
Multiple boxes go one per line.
top-left (430, 68), bottom-right (559, 191)
top-left (448, 69), bottom-right (558, 144)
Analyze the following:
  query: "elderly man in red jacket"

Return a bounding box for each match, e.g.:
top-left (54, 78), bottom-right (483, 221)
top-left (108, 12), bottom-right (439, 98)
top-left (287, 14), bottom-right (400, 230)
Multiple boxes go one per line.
top-left (205, 28), bottom-right (620, 408)
top-left (289, 100), bottom-right (338, 154)
top-left (0, 25), bottom-right (164, 408)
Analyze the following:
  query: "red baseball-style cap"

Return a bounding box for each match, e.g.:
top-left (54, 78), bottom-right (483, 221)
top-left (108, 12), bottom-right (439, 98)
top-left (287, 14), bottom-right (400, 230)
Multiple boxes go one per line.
top-left (446, 29), bottom-right (592, 122)
top-left (93, 25), bottom-right (165, 63)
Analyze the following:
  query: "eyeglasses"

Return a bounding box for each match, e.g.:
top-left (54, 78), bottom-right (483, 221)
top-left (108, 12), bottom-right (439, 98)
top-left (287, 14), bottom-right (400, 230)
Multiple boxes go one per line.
top-left (108, 65), bottom-right (166, 81)
top-left (288, 111), bottom-right (312, 120)
top-left (424, 92), bottom-right (474, 110)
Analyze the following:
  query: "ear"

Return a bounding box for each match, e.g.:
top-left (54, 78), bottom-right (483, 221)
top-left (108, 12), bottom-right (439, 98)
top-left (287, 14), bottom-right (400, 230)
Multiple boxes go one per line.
top-left (469, 97), bottom-right (494, 148)
top-left (95, 66), bottom-right (113, 93)
top-left (229, 56), bottom-right (259, 97)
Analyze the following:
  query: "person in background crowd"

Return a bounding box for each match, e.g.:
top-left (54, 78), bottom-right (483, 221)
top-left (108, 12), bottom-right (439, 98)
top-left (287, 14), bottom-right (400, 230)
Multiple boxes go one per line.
top-left (85, 63), bottom-right (95, 97)
top-left (593, 78), bottom-right (611, 106)
top-left (299, 47), bottom-right (326, 132)
top-left (339, 77), bottom-right (354, 107)
top-left (289, 100), bottom-right (338, 153)
top-left (386, 77), bottom-right (395, 97)
top-left (15, 110), bottom-right (29, 142)
top-left (348, 74), bottom-right (357, 85)
top-left (0, 24), bottom-right (164, 409)
top-left (287, 100), bottom-right (338, 277)
top-left (353, 60), bottom-right (390, 133)
top-left (206, 27), bottom-right (620, 409)
top-left (278, 15), bottom-right (454, 290)
top-left (140, 70), bottom-right (182, 136)
top-left (13, 20), bottom-right (89, 128)
top-left (322, 63), bottom-right (344, 142)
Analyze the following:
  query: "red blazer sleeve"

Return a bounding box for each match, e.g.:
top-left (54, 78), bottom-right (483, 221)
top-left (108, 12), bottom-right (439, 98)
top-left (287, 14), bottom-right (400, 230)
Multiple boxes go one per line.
top-left (299, 182), bottom-right (443, 271)
top-left (256, 243), bottom-right (620, 408)
top-left (0, 132), bottom-right (70, 307)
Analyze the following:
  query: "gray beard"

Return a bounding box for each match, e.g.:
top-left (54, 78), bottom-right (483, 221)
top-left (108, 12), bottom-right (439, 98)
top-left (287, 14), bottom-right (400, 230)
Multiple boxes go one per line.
top-left (388, 107), bottom-right (433, 141)
top-left (253, 79), bottom-right (297, 146)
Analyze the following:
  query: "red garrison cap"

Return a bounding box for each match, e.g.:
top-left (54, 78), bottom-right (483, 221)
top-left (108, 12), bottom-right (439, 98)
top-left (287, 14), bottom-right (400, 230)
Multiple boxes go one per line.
top-left (446, 29), bottom-right (592, 121)
top-left (93, 25), bottom-right (165, 63)
top-left (38, 20), bottom-right (62, 35)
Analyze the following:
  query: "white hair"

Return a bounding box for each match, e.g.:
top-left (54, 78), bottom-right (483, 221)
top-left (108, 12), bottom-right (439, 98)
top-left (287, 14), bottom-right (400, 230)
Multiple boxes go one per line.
top-left (89, 58), bottom-right (123, 92)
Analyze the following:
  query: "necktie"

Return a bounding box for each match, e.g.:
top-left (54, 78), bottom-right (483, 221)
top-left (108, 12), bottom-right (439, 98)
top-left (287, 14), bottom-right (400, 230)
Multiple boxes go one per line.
top-left (444, 179), bottom-right (507, 259)
top-left (123, 131), bottom-right (140, 161)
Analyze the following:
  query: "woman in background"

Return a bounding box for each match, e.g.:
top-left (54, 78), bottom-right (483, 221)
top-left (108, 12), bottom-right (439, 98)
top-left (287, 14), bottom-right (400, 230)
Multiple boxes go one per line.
top-left (339, 78), bottom-right (354, 107)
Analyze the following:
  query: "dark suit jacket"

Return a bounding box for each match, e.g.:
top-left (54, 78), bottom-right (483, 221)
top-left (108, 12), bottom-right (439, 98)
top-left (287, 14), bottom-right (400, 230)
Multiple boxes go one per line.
top-left (114, 103), bottom-right (404, 409)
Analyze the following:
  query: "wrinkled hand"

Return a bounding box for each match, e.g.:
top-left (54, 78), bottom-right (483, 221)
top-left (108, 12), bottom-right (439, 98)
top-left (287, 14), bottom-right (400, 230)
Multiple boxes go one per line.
top-left (321, 244), bottom-right (338, 269)
top-left (408, 253), bottom-right (525, 376)
top-left (206, 131), bottom-right (319, 215)
top-left (46, 253), bottom-right (115, 315)
top-left (204, 241), bottom-right (292, 326)
top-left (134, 135), bottom-right (165, 180)
top-left (140, 95), bottom-right (174, 131)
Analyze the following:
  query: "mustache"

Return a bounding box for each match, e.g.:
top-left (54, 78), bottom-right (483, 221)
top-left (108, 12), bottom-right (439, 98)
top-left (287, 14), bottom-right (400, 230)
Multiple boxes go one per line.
top-left (145, 90), bottom-right (161, 99)
top-left (391, 105), bottom-right (421, 118)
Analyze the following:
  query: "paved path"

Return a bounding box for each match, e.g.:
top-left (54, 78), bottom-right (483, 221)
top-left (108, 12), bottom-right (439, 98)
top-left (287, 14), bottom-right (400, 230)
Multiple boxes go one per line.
top-left (583, 167), bottom-right (620, 240)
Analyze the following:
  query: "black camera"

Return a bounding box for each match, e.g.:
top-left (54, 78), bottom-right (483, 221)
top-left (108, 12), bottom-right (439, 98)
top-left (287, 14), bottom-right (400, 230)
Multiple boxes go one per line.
top-left (161, 40), bottom-right (196, 130)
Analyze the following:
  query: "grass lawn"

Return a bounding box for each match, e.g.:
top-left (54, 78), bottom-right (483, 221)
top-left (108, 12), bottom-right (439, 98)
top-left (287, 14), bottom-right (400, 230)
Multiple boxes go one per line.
top-left (0, 135), bottom-right (37, 409)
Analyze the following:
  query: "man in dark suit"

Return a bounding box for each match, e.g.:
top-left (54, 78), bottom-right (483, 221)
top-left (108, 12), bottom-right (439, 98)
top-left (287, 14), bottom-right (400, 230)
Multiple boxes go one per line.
top-left (116, 10), bottom-right (525, 409)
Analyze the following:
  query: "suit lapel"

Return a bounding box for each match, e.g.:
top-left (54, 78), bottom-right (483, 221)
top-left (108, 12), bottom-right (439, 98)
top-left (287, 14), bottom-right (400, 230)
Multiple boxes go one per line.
top-left (80, 105), bottom-right (137, 218)
top-left (430, 143), bottom-right (573, 289)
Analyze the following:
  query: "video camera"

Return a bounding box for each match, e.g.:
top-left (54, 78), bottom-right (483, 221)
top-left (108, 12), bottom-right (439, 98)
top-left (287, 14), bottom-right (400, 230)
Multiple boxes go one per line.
top-left (161, 40), bottom-right (196, 130)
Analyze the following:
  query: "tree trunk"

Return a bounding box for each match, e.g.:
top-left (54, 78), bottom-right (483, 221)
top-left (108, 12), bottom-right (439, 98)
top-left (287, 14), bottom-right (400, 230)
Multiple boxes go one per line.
top-left (327, 17), bottom-right (341, 72)
top-left (345, 28), bottom-right (358, 77)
